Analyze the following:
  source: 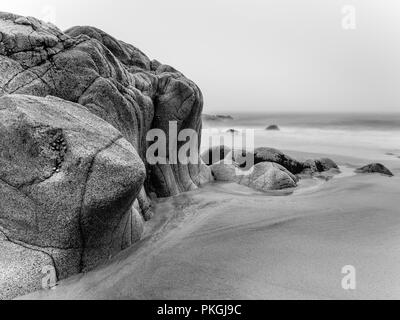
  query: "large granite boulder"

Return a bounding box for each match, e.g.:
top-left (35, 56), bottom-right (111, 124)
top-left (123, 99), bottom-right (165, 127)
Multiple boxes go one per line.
top-left (0, 94), bottom-right (146, 298)
top-left (0, 12), bottom-right (210, 198)
top-left (301, 158), bottom-right (339, 175)
top-left (0, 12), bottom-right (211, 298)
top-left (355, 163), bottom-right (394, 177)
top-left (202, 114), bottom-right (233, 121)
top-left (253, 147), bottom-right (304, 174)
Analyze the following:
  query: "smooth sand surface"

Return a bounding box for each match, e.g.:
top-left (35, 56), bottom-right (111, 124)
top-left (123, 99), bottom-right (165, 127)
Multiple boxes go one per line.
top-left (21, 153), bottom-right (400, 300)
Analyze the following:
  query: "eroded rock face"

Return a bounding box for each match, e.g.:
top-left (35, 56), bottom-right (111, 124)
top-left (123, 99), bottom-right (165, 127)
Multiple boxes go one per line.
top-left (0, 95), bottom-right (146, 297)
top-left (301, 158), bottom-right (339, 175)
top-left (0, 12), bottom-right (211, 298)
top-left (253, 147), bottom-right (304, 174)
top-left (0, 12), bottom-right (209, 198)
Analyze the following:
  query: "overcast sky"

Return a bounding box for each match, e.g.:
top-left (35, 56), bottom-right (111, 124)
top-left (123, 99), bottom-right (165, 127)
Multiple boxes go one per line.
top-left (2, 0), bottom-right (400, 113)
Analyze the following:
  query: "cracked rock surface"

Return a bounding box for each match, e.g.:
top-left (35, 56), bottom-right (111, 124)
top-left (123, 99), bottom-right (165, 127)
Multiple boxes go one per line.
top-left (0, 12), bottom-right (211, 299)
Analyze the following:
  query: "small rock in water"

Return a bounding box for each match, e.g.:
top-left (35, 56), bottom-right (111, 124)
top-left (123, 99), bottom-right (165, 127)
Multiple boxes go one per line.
top-left (355, 163), bottom-right (394, 177)
top-left (254, 147), bottom-right (304, 174)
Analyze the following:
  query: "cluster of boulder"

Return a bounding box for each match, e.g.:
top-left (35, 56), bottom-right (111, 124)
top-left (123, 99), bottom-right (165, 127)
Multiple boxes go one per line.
top-left (0, 12), bottom-right (212, 299)
top-left (201, 146), bottom-right (340, 192)
top-left (266, 125), bottom-right (280, 131)
top-left (202, 114), bottom-right (234, 121)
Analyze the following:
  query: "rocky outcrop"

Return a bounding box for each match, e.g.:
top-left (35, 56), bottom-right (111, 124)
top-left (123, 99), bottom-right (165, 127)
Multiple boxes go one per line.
top-left (355, 163), bottom-right (394, 177)
top-left (0, 12), bottom-right (209, 198)
top-left (301, 158), bottom-right (339, 175)
top-left (239, 162), bottom-right (298, 191)
top-left (0, 12), bottom-right (211, 298)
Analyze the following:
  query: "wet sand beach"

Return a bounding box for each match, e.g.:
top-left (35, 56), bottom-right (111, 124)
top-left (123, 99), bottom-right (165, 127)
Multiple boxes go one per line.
top-left (21, 153), bottom-right (400, 300)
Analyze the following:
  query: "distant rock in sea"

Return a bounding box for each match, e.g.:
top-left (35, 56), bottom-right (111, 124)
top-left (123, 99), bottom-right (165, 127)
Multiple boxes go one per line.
top-left (355, 163), bottom-right (394, 177)
top-left (266, 125), bottom-right (280, 131)
top-left (209, 160), bottom-right (238, 182)
top-left (0, 12), bottom-right (212, 299)
top-left (301, 158), bottom-right (339, 175)
top-left (203, 114), bottom-right (234, 121)
top-left (226, 129), bottom-right (239, 134)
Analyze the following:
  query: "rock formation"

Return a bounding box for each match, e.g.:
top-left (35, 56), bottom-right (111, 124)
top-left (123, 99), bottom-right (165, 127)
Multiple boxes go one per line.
top-left (266, 125), bottom-right (280, 131)
top-left (355, 163), bottom-right (394, 177)
top-left (210, 161), bottom-right (298, 191)
top-left (0, 95), bottom-right (146, 299)
top-left (0, 12), bottom-right (212, 299)
top-left (226, 129), bottom-right (239, 134)
top-left (253, 148), bottom-right (339, 176)
top-left (209, 145), bottom-right (339, 179)
top-left (202, 114), bottom-right (234, 121)
top-left (253, 147), bottom-right (304, 174)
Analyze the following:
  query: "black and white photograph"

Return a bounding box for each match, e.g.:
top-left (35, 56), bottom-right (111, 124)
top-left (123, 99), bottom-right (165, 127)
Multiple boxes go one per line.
top-left (0, 0), bottom-right (399, 306)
